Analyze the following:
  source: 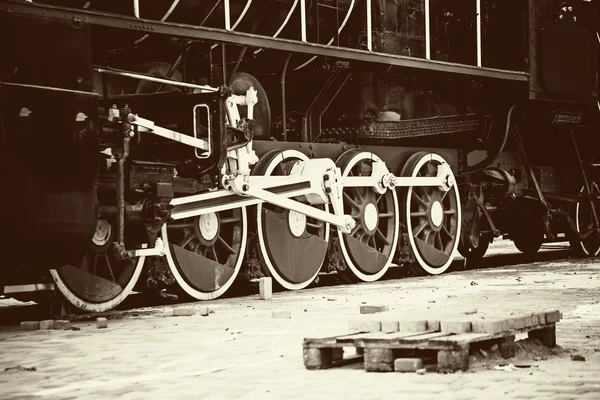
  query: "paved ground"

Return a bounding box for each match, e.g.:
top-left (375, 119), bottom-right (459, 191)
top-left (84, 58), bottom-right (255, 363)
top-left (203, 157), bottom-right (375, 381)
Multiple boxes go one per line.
top-left (0, 240), bottom-right (599, 400)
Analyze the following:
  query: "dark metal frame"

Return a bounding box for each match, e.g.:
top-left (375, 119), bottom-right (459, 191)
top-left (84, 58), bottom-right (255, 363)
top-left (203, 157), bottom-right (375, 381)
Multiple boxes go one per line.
top-left (0, 0), bottom-right (528, 82)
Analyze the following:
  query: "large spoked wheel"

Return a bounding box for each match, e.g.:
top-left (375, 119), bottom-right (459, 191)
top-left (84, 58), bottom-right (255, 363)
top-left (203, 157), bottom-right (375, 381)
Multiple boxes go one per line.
top-left (336, 150), bottom-right (400, 282)
top-left (254, 150), bottom-right (330, 290)
top-left (163, 207), bottom-right (247, 300)
top-left (570, 183), bottom-right (600, 257)
top-left (402, 152), bottom-right (461, 275)
top-left (49, 219), bottom-right (145, 312)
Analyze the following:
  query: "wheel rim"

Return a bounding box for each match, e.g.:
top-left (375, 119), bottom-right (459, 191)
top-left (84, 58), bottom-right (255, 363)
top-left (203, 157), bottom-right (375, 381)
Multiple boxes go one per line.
top-left (575, 183), bottom-right (600, 256)
top-left (403, 152), bottom-right (461, 275)
top-left (163, 207), bottom-right (247, 300)
top-left (255, 150), bottom-right (330, 290)
top-left (336, 150), bottom-right (399, 282)
top-left (49, 219), bottom-right (144, 312)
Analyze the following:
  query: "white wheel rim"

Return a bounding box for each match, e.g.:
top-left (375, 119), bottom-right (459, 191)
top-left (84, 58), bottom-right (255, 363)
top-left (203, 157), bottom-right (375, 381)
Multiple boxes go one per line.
top-left (163, 207), bottom-right (248, 301)
top-left (256, 149), bottom-right (330, 290)
top-left (575, 184), bottom-right (600, 256)
top-left (336, 151), bottom-right (400, 282)
top-left (49, 256), bottom-right (145, 313)
top-left (405, 153), bottom-right (461, 275)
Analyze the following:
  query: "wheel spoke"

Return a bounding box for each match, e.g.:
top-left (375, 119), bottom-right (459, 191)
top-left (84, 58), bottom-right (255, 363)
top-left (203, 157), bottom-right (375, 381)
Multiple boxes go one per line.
top-left (410, 210), bottom-right (428, 217)
top-left (413, 220), bottom-right (427, 238)
top-left (217, 235), bottom-right (236, 254)
top-left (376, 228), bottom-right (391, 245)
top-left (103, 252), bottom-right (116, 282)
top-left (444, 209), bottom-right (456, 215)
top-left (343, 191), bottom-right (361, 210)
top-left (379, 212), bottom-right (394, 218)
top-left (412, 191), bottom-right (428, 207)
top-left (435, 231), bottom-right (444, 251)
top-left (179, 230), bottom-right (195, 248)
top-left (210, 246), bottom-right (219, 262)
top-left (306, 222), bottom-right (322, 230)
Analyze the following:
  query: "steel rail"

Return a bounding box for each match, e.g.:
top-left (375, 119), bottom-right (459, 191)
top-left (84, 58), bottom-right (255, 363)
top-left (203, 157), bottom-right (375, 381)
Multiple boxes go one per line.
top-left (0, 0), bottom-right (529, 82)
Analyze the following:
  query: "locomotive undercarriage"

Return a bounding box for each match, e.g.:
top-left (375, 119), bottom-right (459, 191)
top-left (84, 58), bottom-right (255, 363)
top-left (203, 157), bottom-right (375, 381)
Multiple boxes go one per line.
top-left (1, 0), bottom-right (599, 314)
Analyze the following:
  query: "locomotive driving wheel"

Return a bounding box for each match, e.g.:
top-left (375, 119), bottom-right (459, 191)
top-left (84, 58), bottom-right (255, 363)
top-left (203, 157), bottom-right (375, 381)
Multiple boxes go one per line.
top-left (49, 219), bottom-right (145, 313)
top-left (402, 152), bottom-right (461, 275)
top-left (254, 150), bottom-right (330, 290)
top-left (336, 150), bottom-right (400, 282)
top-left (163, 208), bottom-right (248, 300)
top-left (570, 183), bottom-right (600, 257)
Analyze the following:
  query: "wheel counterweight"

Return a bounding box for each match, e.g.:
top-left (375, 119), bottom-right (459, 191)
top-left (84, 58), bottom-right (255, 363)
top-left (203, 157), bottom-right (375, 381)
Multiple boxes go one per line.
top-left (402, 152), bottom-right (461, 275)
top-left (254, 150), bottom-right (330, 290)
top-left (49, 219), bottom-right (145, 313)
top-left (163, 207), bottom-right (248, 300)
top-left (336, 150), bottom-right (400, 282)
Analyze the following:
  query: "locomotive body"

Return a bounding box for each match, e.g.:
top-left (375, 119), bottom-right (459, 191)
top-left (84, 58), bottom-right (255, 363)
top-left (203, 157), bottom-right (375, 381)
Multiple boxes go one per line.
top-left (1, 0), bottom-right (598, 313)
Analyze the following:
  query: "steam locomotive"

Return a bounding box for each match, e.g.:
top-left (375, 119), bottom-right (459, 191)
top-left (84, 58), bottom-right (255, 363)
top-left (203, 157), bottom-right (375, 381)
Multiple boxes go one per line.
top-left (0, 0), bottom-right (598, 313)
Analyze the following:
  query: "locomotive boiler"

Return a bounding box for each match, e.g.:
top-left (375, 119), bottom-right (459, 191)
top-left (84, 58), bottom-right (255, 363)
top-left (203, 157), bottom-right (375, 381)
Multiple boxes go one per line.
top-left (0, 0), bottom-right (598, 314)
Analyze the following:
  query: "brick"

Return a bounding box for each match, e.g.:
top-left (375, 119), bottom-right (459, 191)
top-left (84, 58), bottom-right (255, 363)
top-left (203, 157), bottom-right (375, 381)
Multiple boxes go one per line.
top-left (508, 316), bottom-right (527, 330)
top-left (427, 320), bottom-right (441, 331)
top-left (199, 306), bottom-right (210, 317)
top-left (471, 318), bottom-right (509, 334)
top-left (259, 277), bottom-right (272, 300)
top-left (440, 320), bottom-right (472, 334)
top-left (398, 320), bottom-right (428, 333)
top-left (348, 318), bottom-right (381, 332)
top-left (54, 320), bottom-right (71, 330)
top-left (381, 320), bottom-right (399, 333)
top-left (545, 310), bottom-right (561, 323)
top-left (39, 320), bottom-right (54, 330)
top-left (359, 305), bottom-right (389, 314)
top-left (173, 308), bottom-right (195, 317)
top-left (96, 318), bottom-right (108, 329)
top-left (20, 321), bottom-right (39, 331)
top-left (536, 313), bottom-right (546, 325)
top-left (394, 358), bottom-right (424, 372)
top-left (272, 310), bottom-right (291, 319)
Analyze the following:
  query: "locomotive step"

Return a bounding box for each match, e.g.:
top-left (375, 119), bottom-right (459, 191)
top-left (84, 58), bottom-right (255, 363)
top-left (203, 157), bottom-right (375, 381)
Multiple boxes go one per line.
top-left (302, 310), bottom-right (560, 373)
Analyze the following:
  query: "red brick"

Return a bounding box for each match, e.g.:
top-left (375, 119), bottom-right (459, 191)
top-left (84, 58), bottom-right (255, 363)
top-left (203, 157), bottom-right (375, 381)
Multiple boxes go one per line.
top-left (199, 306), bottom-right (210, 317)
top-left (272, 310), bottom-right (291, 319)
top-left (54, 320), bottom-right (71, 330)
top-left (471, 318), bottom-right (509, 334)
top-left (545, 310), bottom-right (561, 323)
top-left (399, 320), bottom-right (428, 333)
top-left (259, 277), bottom-right (272, 300)
top-left (348, 318), bottom-right (381, 332)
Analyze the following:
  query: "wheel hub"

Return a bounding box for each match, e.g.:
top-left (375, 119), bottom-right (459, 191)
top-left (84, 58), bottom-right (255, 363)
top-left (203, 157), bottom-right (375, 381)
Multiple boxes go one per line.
top-left (288, 210), bottom-right (307, 238)
top-left (92, 220), bottom-right (112, 249)
top-left (430, 201), bottom-right (444, 227)
top-left (364, 203), bottom-right (379, 232)
top-left (198, 213), bottom-right (219, 243)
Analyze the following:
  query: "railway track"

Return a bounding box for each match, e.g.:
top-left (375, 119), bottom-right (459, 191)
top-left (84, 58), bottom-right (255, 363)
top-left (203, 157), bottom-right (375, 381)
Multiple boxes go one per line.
top-left (0, 240), bottom-right (576, 326)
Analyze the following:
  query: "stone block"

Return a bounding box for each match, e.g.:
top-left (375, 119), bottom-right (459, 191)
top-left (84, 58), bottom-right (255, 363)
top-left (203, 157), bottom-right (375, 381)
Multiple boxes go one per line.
top-left (394, 358), bottom-right (424, 372)
top-left (440, 320), bottom-right (472, 334)
top-left (471, 318), bottom-right (509, 334)
top-left (360, 305), bottom-right (389, 315)
top-left (39, 320), bottom-right (54, 330)
top-left (173, 308), bottom-right (195, 317)
top-left (399, 320), bottom-right (428, 333)
top-left (259, 277), bottom-right (272, 300)
top-left (545, 310), bottom-right (561, 323)
top-left (199, 306), bottom-right (210, 317)
top-left (54, 320), bottom-right (71, 330)
top-left (96, 317), bottom-right (108, 329)
top-left (20, 321), bottom-right (39, 331)
top-left (348, 318), bottom-right (381, 332)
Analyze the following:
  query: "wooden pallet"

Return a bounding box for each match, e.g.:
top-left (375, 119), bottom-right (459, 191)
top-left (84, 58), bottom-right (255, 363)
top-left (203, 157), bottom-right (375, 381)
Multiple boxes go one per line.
top-left (303, 322), bottom-right (557, 373)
